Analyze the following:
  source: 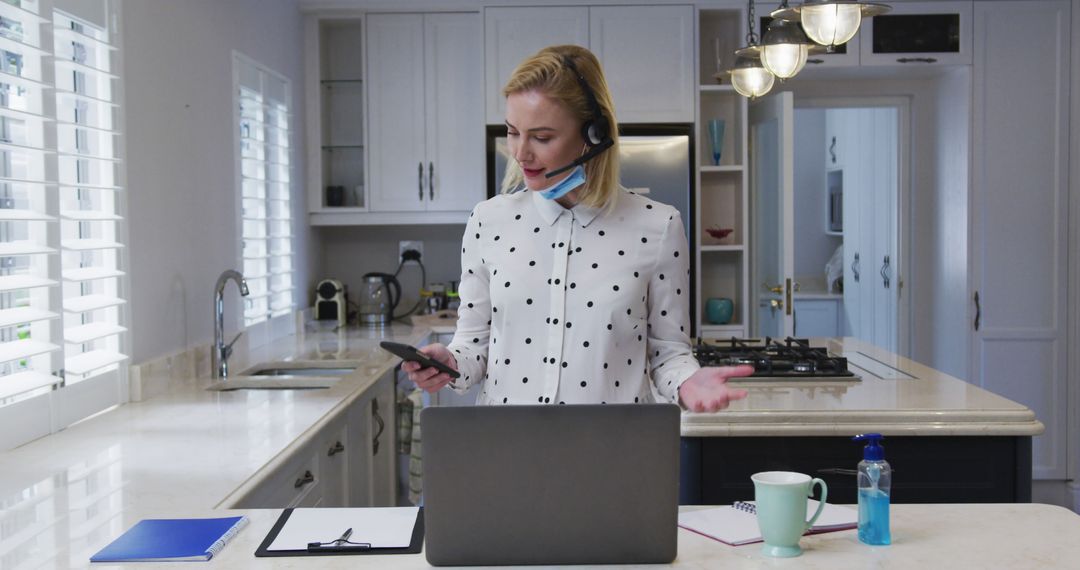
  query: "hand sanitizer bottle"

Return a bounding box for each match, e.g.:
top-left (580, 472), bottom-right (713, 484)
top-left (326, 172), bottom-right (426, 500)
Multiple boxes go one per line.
top-left (853, 433), bottom-right (891, 545)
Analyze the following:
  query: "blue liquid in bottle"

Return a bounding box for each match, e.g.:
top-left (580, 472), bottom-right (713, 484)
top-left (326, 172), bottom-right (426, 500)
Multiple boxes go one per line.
top-left (858, 488), bottom-right (891, 545)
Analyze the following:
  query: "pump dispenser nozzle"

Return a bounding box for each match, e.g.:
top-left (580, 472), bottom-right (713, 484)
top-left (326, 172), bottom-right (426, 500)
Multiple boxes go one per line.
top-left (853, 433), bottom-right (885, 460)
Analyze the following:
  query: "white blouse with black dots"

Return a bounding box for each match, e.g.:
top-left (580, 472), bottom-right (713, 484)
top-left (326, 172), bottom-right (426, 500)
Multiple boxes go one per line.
top-left (445, 188), bottom-right (700, 406)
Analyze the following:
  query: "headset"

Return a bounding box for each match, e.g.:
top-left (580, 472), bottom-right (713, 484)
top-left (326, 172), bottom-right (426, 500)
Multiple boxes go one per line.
top-left (543, 55), bottom-right (616, 179)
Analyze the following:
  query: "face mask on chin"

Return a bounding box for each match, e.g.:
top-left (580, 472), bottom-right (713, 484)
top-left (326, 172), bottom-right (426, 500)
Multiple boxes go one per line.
top-left (538, 165), bottom-right (586, 201)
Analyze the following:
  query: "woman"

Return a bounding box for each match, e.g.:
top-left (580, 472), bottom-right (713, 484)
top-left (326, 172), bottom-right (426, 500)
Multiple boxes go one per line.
top-left (403, 45), bottom-right (750, 412)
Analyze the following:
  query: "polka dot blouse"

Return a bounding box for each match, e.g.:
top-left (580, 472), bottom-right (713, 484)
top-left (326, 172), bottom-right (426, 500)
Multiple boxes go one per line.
top-left (446, 189), bottom-right (699, 405)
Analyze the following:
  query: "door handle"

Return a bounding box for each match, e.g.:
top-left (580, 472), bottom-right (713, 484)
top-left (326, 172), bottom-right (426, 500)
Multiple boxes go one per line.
top-left (829, 136), bottom-right (837, 164)
top-left (428, 162), bottom-right (434, 200)
top-left (896, 57), bottom-right (938, 64)
top-left (372, 398), bottom-right (385, 456)
top-left (327, 441), bottom-right (344, 457)
top-left (764, 282), bottom-right (783, 294)
top-left (852, 252), bottom-right (861, 283)
top-left (974, 291), bottom-right (981, 331)
top-left (880, 255), bottom-right (891, 289)
top-left (418, 162), bottom-right (424, 200)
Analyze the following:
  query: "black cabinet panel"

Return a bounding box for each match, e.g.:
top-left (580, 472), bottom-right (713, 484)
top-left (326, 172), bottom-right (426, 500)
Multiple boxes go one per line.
top-left (680, 436), bottom-right (1031, 505)
top-left (872, 14), bottom-right (961, 54)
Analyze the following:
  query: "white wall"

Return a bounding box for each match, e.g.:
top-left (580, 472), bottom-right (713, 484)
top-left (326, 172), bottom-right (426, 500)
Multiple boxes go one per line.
top-left (318, 225), bottom-right (468, 317)
top-left (792, 108), bottom-right (840, 288)
top-left (122, 0), bottom-right (315, 363)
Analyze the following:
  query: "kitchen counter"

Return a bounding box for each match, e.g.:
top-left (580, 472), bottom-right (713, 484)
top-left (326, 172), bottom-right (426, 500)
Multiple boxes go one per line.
top-left (0, 327), bottom-right (1045, 565)
top-left (57, 504), bottom-right (1080, 569)
top-left (683, 337), bottom-right (1042, 437)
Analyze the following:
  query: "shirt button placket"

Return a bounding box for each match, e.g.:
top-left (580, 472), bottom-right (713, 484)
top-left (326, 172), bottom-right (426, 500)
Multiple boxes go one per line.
top-left (544, 212), bottom-right (572, 402)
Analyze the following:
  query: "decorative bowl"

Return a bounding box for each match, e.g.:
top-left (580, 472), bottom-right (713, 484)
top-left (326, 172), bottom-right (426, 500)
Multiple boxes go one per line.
top-left (706, 227), bottom-right (734, 240)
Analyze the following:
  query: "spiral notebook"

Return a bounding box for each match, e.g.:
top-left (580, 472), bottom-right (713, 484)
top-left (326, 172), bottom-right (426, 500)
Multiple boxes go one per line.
top-left (678, 500), bottom-right (856, 546)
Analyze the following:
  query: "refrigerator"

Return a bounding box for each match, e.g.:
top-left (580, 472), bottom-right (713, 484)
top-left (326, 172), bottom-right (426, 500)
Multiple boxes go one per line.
top-left (486, 124), bottom-right (697, 331)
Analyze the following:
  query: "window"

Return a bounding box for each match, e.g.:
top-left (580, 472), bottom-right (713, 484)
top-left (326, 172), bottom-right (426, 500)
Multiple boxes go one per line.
top-left (233, 53), bottom-right (293, 328)
top-left (0, 1), bottom-right (127, 451)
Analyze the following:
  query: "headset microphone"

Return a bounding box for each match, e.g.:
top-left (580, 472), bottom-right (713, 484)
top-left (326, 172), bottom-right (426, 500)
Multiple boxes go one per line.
top-left (544, 55), bottom-right (614, 180)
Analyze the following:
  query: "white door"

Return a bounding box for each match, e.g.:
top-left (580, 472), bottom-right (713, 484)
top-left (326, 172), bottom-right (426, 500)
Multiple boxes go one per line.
top-left (588, 5), bottom-right (693, 122)
top-left (971, 0), bottom-right (1069, 481)
top-left (367, 14), bottom-right (426, 212)
top-left (750, 92), bottom-right (795, 339)
top-left (483, 7), bottom-right (589, 124)
top-left (424, 13), bottom-right (484, 212)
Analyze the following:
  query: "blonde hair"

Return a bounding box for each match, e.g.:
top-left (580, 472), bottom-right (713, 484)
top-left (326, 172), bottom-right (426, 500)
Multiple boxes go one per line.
top-left (500, 45), bottom-right (620, 209)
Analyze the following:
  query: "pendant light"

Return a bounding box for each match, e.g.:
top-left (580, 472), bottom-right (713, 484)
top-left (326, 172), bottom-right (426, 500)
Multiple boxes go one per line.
top-left (771, 0), bottom-right (891, 48)
top-left (759, 18), bottom-right (812, 79)
top-left (728, 0), bottom-right (775, 99)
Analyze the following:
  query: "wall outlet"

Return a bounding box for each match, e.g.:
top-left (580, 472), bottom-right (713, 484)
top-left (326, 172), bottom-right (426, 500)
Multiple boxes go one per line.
top-left (399, 240), bottom-right (423, 260)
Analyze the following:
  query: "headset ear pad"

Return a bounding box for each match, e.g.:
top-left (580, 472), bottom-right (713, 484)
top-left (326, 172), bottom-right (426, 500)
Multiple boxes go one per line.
top-left (582, 114), bottom-right (611, 147)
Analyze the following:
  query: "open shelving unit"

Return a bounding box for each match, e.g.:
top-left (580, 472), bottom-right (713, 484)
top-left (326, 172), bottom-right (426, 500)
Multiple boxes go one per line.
top-left (695, 8), bottom-right (750, 339)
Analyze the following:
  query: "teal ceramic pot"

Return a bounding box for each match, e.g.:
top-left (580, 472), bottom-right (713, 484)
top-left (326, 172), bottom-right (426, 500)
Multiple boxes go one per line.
top-left (705, 297), bottom-right (734, 324)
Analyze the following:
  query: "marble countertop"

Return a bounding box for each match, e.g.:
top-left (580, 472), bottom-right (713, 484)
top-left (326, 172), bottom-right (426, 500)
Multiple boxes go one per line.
top-left (682, 337), bottom-right (1043, 437)
top-left (38, 504), bottom-right (1080, 569)
top-left (0, 326), bottom-right (1043, 568)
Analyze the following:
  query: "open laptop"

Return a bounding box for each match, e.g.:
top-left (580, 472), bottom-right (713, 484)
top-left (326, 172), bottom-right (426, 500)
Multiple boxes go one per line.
top-left (421, 404), bottom-right (681, 566)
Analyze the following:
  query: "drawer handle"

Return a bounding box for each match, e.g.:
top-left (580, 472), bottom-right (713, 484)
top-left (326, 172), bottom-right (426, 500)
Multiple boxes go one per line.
top-left (896, 57), bottom-right (938, 64)
top-left (328, 441), bottom-right (345, 457)
top-left (294, 470), bottom-right (314, 489)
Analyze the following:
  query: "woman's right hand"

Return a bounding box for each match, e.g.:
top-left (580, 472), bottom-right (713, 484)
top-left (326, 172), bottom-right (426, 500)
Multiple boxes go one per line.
top-left (401, 343), bottom-right (459, 393)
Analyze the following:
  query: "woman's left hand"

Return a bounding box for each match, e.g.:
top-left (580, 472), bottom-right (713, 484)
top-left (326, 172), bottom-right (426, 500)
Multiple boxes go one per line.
top-left (677, 365), bottom-right (753, 412)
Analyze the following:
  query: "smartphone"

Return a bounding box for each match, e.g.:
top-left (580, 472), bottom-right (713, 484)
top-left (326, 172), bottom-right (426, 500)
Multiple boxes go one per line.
top-left (379, 341), bottom-right (460, 378)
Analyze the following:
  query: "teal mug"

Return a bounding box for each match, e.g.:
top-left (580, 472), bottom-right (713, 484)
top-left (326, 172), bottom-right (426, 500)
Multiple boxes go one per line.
top-left (705, 297), bottom-right (734, 324)
top-left (751, 471), bottom-right (828, 557)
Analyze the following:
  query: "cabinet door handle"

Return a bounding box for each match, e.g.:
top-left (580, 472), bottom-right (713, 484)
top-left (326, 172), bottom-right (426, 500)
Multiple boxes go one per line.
top-left (372, 398), bottom-right (386, 456)
top-left (418, 162), bottom-right (424, 200)
top-left (896, 57), bottom-right (938, 64)
top-left (829, 136), bottom-right (837, 164)
top-left (852, 252), bottom-right (861, 283)
top-left (807, 58), bottom-right (825, 65)
top-left (974, 290), bottom-right (981, 331)
top-left (428, 162), bottom-right (434, 200)
top-left (328, 441), bottom-right (344, 457)
top-left (880, 255), bottom-right (891, 289)
top-left (294, 470), bottom-right (314, 489)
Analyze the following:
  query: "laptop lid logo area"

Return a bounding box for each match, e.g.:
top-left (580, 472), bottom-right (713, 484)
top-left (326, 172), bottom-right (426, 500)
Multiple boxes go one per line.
top-left (421, 404), bottom-right (681, 566)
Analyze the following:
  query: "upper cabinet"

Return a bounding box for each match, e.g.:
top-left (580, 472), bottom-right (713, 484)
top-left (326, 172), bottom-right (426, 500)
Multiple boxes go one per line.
top-left (367, 13), bottom-right (484, 217)
top-left (483, 5), bottom-right (693, 124)
top-left (859, 1), bottom-right (973, 66)
top-left (484, 7), bottom-right (589, 124)
top-left (306, 12), bottom-right (483, 225)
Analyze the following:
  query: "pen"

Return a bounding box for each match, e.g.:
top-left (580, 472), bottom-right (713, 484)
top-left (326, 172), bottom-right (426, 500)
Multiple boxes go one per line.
top-left (336, 528), bottom-right (353, 545)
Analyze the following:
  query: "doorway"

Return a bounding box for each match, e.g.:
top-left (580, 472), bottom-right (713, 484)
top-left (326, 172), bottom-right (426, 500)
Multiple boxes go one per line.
top-left (750, 96), bottom-right (910, 355)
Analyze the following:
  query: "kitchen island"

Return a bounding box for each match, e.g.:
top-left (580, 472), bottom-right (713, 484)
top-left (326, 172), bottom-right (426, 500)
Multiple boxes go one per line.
top-left (680, 337), bottom-right (1043, 504)
top-left (0, 327), bottom-right (1043, 567)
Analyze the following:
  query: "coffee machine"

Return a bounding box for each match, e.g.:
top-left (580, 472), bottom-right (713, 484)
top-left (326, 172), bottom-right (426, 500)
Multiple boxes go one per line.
top-left (314, 278), bottom-right (347, 326)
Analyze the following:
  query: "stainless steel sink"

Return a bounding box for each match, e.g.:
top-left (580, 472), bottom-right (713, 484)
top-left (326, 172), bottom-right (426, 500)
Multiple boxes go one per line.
top-left (246, 367), bottom-right (356, 377)
top-left (206, 361), bottom-right (359, 391)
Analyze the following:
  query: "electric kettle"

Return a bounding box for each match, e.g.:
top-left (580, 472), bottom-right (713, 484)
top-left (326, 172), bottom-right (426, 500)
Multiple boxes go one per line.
top-left (359, 272), bottom-right (401, 326)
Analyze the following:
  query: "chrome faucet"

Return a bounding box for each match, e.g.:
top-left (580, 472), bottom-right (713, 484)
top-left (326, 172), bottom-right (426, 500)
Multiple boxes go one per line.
top-left (213, 270), bottom-right (250, 380)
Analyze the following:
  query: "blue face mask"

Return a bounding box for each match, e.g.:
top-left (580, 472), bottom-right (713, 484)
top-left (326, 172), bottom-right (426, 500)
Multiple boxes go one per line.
top-left (538, 165), bottom-right (586, 200)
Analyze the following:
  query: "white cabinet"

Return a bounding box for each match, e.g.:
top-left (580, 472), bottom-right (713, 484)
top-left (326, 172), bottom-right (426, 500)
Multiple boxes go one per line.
top-left (367, 13), bottom-right (484, 216)
top-left (483, 5), bottom-right (693, 124)
top-left (588, 5), bottom-right (694, 123)
top-left (859, 1), bottom-right (973, 66)
top-left (484, 7), bottom-right (588, 125)
top-left (794, 297), bottom-right (841, 338)
top-left (970, 0), bottom-right (1069, 481)
top-left (347, 370), bottom-right (397, 506)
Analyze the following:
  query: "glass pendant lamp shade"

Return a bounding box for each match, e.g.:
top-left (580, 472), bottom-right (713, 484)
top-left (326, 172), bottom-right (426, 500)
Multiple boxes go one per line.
top-left (801, 2), bottom-right (862, 45)
top-left (729, 55), bottom-right (775, 99)
top-left (760, 19), bottom-right (811, 78)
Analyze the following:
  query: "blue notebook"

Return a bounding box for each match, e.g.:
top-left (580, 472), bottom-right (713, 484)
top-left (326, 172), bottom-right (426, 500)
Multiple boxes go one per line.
top-left (90, 516), bottom-right (248, 562)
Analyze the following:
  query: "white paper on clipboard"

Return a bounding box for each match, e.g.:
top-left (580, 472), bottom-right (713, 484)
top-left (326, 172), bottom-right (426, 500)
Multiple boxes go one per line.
top-left (267, 507), bottom-right (419, 551)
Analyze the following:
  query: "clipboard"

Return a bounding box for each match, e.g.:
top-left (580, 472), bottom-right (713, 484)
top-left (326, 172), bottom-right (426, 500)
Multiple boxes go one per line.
top-left (255, 507), bottom-right (424, 557)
